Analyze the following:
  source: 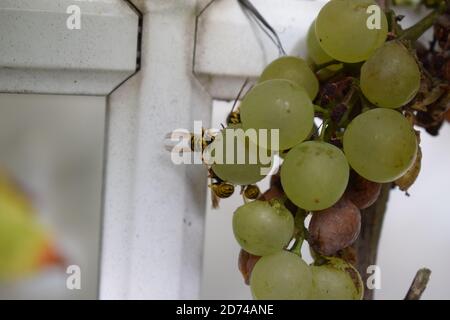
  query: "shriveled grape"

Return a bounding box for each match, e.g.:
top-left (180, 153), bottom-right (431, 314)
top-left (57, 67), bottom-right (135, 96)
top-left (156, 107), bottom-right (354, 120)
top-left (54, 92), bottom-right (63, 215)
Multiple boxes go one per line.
top-left (259, 186), bottom-right (284, 202)
top-left (345, 171), bottom-right (382, 209)
top-left (238, 249), bottom-right (261, 285)
top-left (395, 146), bottom-right (422, 192)
top-left (308, 198), bottom-right (361, 256)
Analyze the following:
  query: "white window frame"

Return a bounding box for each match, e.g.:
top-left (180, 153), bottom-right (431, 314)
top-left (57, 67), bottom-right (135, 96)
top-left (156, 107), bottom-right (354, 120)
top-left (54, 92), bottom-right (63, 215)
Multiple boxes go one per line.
top-left (0, 0), bottom-right (325, 299)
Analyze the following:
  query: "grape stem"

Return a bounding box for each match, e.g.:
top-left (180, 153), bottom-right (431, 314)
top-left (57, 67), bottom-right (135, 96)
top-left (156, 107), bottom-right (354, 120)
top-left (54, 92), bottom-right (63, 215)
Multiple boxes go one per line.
top-left (337, 86), bottom-right (359, 127)
top-left (314, 105), bottom-right (330, 115)
top-left (314, 60), bottom-right (340, 72)
top-left (398, 8), bottom-right (443, 41)
top-left (352, 184), bottom-right (391, 300)
top-left (375, 0), bottom-right (391, 11)
top-left (404, 268), bottom-right (431, 300)
top-left (319, 119), bottom-right (329, 141)
top-left (289, 209), bottom-right (308, 257)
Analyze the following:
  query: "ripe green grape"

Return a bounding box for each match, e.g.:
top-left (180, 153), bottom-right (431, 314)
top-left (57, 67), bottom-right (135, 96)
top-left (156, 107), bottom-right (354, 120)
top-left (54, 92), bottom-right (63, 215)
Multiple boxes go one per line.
top-left (240, 79), bottom-right (314, 151)
top-left (307, 20), bottom-right (333, 66)
top-left (250, 251), bottom-right (312, 300)
top-left (361, 41), bottom-right (421, 108)
top-left (306, 21), bottom-right (343, 82)
top-left (233, 200), bottom-right (294, 256)
top-left (310, 258), bottom-right (363, 300)
top-left (315, 0), bottom-right (388, 63)
top-left (210, 124), bottom-right (272, 185)
top-left (344, 108), bottom-right (418, 183)
top-left (280, 141), bottom-right (349, 211)
top-left (258, 56), bottom-right (319, 100)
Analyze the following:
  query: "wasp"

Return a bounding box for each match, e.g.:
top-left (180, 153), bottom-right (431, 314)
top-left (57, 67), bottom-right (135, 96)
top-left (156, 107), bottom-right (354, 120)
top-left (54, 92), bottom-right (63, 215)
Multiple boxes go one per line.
top-left (211, 182), bottom-right (235, 199)
top-left (226, 110), bottom-right (241, 125)
top-left (243, 185), bottom-right (260, 200)
top-left (208, 168), bottom-right (236, 208)
top-left (164, 128), bottom-right (218, 155)
top-left (225, 78), bottom-right (252, 126)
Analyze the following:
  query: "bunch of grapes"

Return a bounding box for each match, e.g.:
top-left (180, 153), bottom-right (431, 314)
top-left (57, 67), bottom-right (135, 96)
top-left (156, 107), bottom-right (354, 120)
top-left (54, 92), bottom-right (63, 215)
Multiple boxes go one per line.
top-left (184, 0), bottom-right (449, 300)
top-left (414, 0), bottom-right (450, 135)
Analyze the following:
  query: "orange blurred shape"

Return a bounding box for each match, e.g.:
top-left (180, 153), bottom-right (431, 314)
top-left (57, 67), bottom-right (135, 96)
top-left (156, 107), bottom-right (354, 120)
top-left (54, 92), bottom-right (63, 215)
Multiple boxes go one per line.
top-left (446, 109), bottom-right (450, 122)
top-left (37, 242), bottom-right (66, 269)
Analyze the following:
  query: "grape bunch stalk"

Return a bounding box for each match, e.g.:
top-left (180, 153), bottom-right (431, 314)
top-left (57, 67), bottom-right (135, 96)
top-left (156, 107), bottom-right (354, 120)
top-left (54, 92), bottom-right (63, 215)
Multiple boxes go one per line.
top-left (171, 0), bottom-right (449, 300)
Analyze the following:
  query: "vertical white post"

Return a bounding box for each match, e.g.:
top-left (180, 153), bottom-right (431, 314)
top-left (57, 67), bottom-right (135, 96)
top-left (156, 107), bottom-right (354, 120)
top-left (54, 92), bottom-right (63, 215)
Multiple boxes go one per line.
top-left (100, 0), bottom-right (211, 299)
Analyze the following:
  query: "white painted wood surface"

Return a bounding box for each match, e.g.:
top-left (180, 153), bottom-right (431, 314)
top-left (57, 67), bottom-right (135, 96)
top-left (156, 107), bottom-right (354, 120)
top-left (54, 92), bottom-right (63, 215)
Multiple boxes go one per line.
top-left (100, 0), bottom-right (326, 299)
top-left (0, 0), bottom-right (139, 95)
top-left (100, 0), bottom-right (212, 299)
top-left (0, 0), bottom-right (326, 299)
top-left (194, 0), bottom-right (326, 100)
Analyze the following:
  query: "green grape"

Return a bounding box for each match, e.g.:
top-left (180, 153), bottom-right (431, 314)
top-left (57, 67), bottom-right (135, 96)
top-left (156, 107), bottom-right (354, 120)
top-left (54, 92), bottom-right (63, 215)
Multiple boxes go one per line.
top-left (310, 258), bottom-right (363, 300)
top-left (210, 124), bottom-right (272, 185)
top-left (306, 20), bottom-right (333, 66)
top-left (240, 79), bottom-right (314, 151)
top-left (250, 251), bottom-right (312, 300)
top-left (233, 200), bottom-right (294, 256)
top-left (344, 108), bottom-right (418, 183)
top-left (280, 141), bottom-right (349, 211)
top-left (315, 0), bottom-right (388, 63)
top-left (361, 41), bottom-right (421, 109)
top-left (258, 56), bottom-right (319, 100)
top-left (306, 24), bottom-right (344, 81)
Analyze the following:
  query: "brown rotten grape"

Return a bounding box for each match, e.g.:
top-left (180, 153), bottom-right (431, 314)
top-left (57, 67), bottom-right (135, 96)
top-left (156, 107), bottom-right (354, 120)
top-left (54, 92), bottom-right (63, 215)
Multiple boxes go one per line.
top-left (259, 171), bottom-right (297, 214)
top-left (308, 198), bottom-right (361, 256)
top-left (238, 249), bottom-right (261, 285)
top-left (345, 171), bottom-right (382, 209)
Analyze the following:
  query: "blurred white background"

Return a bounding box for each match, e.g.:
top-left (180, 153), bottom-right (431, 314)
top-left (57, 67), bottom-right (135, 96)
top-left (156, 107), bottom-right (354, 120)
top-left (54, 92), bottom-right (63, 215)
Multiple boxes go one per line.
top-left (0, 94), bottom-right (105, 299)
